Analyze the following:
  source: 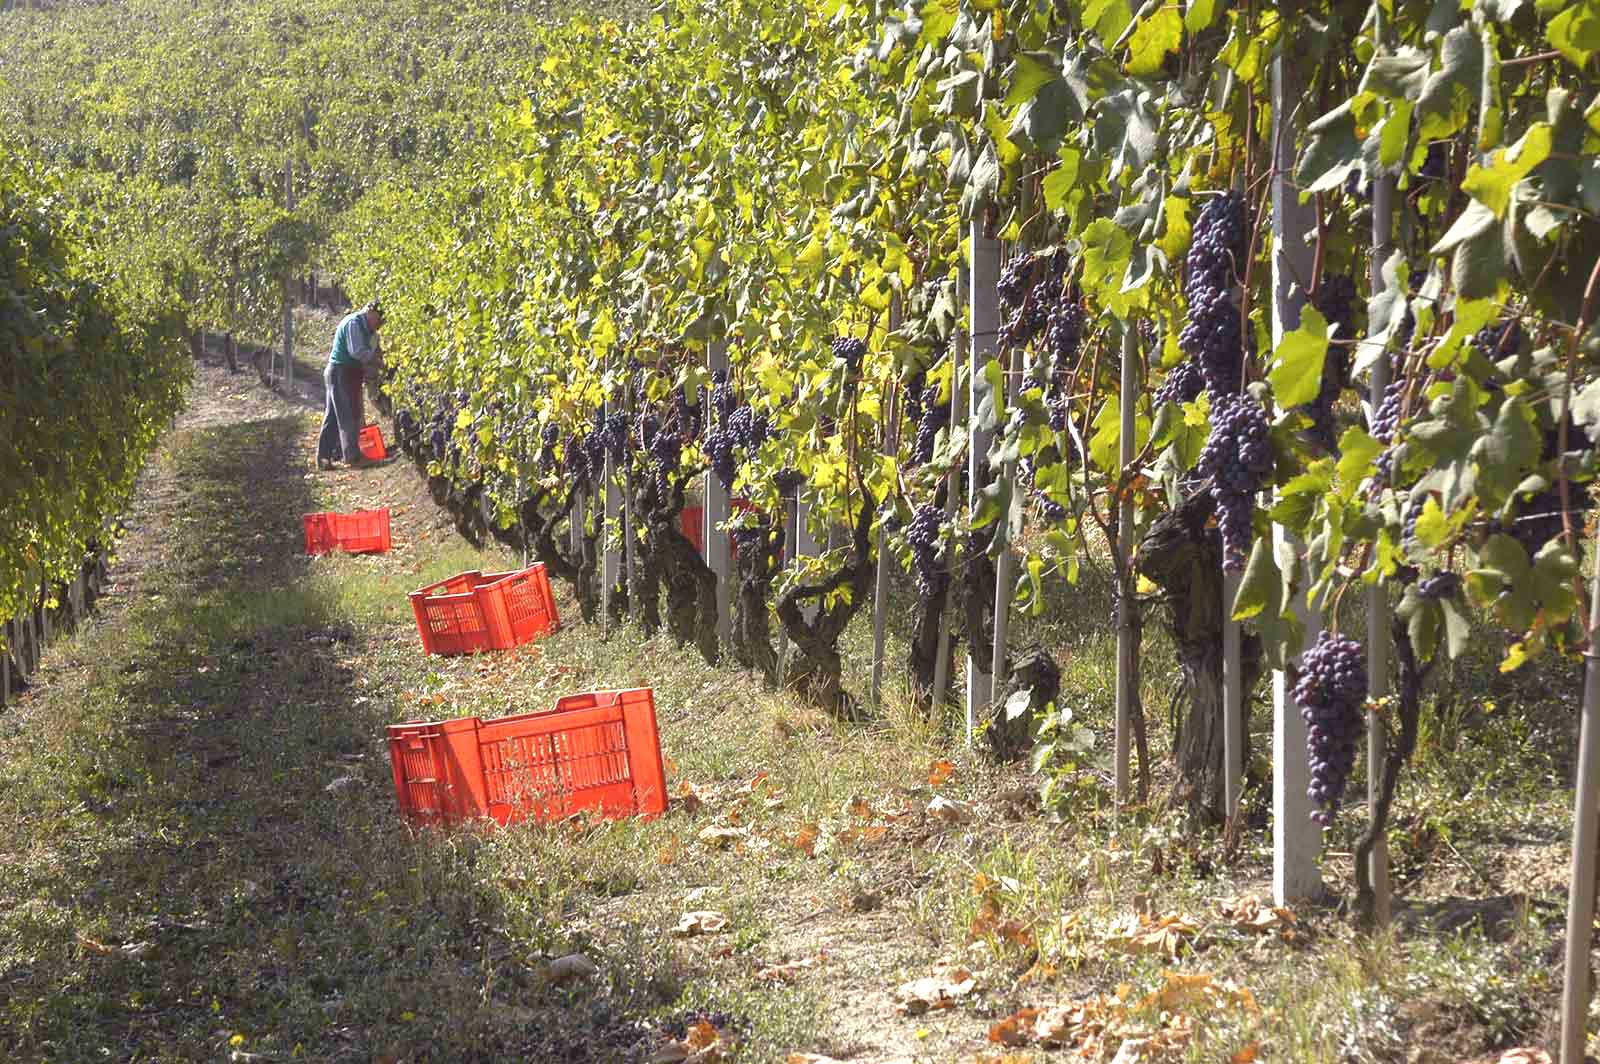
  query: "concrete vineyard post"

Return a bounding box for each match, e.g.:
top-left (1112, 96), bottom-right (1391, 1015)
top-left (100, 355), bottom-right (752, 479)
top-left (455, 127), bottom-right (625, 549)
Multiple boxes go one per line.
top-left (871, 388), bottom-right (898, 711)
top-left (1270, 53), bottom-right (1322, 905)
top-left (1223, 570), bottom-right (1244, 816)
top-left (1366, 169), bottom-right (1396, 925)
top-left (603, 396), bottom-right (622, 634)
top-left (1115, 322), bottom-right (1137, 804)
top-left (989, 335), bottom-right (1022, 709)
top-left (931, 345), bottom-right (964, 709)
top-left (1560, 542), bottom-right (1600, 1064)
top-left (966, 220), bottom-right (1001, 742)
top-left (283, 155), bottom-right (294, 393)
top-left (705, 341), bottom-right (732, 643)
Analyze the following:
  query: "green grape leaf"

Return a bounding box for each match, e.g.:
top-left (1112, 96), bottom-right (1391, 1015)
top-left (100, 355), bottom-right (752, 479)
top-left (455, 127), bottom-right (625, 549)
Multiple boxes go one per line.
top-left (1004, 52), bottom-right (1059, 107)
top-left (1298, 102), bottom-right (1361, 193)
top-left (1460, 123), bottom-right (1552, 218)
top-left (919, 0), bottom-right (961, 44)
top-left (1042, 149), bottom-right (1081, 211)
top-left (1267, 304), bottom-right (1330, 408)
top-left (1439, 596), bottom-right (1471, 659)
top-left (1547, 2), bottom-right (1600, 68)
top-left (1232, 536), bottom-right (1279, 622)
top-left (1124, 6), bottom-right (1181, 77)
top-left (1430, 200), bottom-right (1508, 300)
top-left (1184, 0), bottom-right (1220, 33)
top-left (1007, 80), bottom-right (1079, 156)
top-left (1470, 395), bottom-right (1541, 503)
top-left (1336, 427), bottom-right (1384, 500)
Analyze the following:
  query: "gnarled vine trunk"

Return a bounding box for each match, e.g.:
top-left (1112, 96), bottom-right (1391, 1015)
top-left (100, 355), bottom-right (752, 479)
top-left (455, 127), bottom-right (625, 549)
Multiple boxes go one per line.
top-left (777, 485), bottom-right (875, 717)
top-left (732, 518), bottom-right (782, 685)
top-left (908, 482), bottom-right (957, 711)
top-left (635, 471), bottom-right (717, 665)
top-left (1137, 488), bottom-right (1262, 823)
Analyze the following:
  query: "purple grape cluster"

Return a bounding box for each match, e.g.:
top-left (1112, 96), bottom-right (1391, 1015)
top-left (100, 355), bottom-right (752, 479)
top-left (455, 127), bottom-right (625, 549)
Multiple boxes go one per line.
top-left (1043, 295), bottom-right (1085, 362)
top-left (675, 388), bottom-right (704, 441)
top-left (704, 425), bottom-right (736, 490)
top-left (1472, 319), bottom-right (1524, 359)
top-left (1401, 495), bottom-right (1426, 546)
top-left (710, 370), bottom-right (737, 421)
top-left (1306, 273), bottom-right (1357, 450)
top-left (647, 417), bottom-right (682, 491)
top-left (905, 503), bottom-right (947, 597)
top-left (731, 522), bottom-right (781, 558)
top-left (1294, 630), bottom-right (1367, 827)
top-left (1419, 141), bottom-right (1449, 181)
top-left (831, 336), bottom-right (868, 373)
top-left (565, 431), bottom-right (594, 484)
top-left (603, 408), bottom-right (629, 461)
top-left (997, 251), bottom-right (1082, 367)
top-left (1197, 393), bottom-right (1273, 571)
top-left (1179, 191), bottom-right (1249, 398)
top-left (911, 382), bottom-right (949, 464)
top-left (1417, 571), bottom-right (1461, 601)
top-left (1368, 365), bottom-right (1407, 492)
top-left (998, 255), bottom-right (1042, 306)
top-left (1036, 495), bottom-right (1067, 523)
top-left (774, 467), bottom-right (803, 496)
top-left (1153, 360), bottom-right (1204, 407)
top-left (727, 406), bottom-right (769, 451)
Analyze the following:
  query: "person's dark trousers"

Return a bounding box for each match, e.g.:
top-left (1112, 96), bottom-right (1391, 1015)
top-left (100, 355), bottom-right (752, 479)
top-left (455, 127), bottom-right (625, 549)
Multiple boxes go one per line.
top-left (317, 362), bottom-right (363, 463)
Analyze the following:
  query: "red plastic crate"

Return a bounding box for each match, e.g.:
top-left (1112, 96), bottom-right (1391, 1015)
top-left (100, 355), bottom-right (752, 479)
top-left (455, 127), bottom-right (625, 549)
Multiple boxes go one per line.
top-left (386, 688), bottom-right (667, 825)
top-left (408, 564), bottom-right (560, 656)
top-left (303, 508), bottom-right (392, 555)
top-left (358, 423), bottom-right (387, 461)
top-left (679, 498), bottom-right (763, 559)
top-left (680, 505), bottom-right (705, 554)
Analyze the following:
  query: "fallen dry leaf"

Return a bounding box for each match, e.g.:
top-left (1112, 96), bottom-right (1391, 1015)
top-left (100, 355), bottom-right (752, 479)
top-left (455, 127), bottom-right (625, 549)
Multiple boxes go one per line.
top-left (786, 1055), bottom-right (845, 1064)
top-left (926, 794), bottom-right (974, 824)
top-left (754, 955), bottom-right (820, 983)
top-left (836, 824), bottom-right (888, 848)
top-left (648, 1019), bottom-right (737, 1063)
top-left (928, 759), bottom-right (956, 785)
top-left (789, 823), bottom-right (819, 855)
top-left (989, 1007), bottom-right (1042, 1047)
top-left (696, 824), bottom-right (747, 848)
top-left (1480, 1051), bottom-right (1553, 1064)
top-left (1230, 1043), bottom-right (1261, 1063)
top-left (676, 782), bottom-right (704, 815)
top-left (672, 910), bottom-right (729, 936)
top-left (1216, 896), bottom-right (1297, 938)
top-left (894, 967), bottom-right (977, 1015)
top-left (1102, 910), bottom-right (1200, 958)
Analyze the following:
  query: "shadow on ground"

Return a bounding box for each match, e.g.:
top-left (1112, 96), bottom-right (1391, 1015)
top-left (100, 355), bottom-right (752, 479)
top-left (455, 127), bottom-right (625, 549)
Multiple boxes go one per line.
top-left (0, 406), bottom-right (673, 1061)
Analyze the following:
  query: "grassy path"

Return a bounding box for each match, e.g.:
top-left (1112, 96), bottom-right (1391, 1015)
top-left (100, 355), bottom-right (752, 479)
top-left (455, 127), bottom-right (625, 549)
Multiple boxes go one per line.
top-left (0, 352), bottom-right (1586, 1063)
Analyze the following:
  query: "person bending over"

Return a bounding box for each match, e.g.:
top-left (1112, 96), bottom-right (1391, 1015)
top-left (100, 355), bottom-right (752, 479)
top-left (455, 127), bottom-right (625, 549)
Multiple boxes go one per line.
top-left (317, 300), bottom-right (384, 470)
